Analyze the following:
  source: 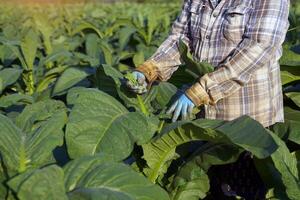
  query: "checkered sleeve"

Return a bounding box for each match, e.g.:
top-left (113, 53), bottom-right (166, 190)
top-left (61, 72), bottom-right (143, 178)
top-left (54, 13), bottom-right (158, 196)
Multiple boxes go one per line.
top-left (186, 0), bottom-right (290, 106)
top-left (135, 0), bottom-right (191, 83)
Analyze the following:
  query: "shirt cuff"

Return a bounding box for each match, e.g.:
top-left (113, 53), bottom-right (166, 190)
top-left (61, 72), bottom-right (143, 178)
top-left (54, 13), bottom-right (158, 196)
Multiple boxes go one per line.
top-left (135, 60), bottom-right (158, 84)
top-left (185, 73), bottom-right (223, 106)
top-left (185, 83), bottom-right (211, 107)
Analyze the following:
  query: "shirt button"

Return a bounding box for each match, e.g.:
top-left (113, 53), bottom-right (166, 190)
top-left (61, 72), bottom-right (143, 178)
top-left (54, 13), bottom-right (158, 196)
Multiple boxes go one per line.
top-left (206, 35), bottom-right (210, 39)
top-left (212, 13), bottom-right (218, 17)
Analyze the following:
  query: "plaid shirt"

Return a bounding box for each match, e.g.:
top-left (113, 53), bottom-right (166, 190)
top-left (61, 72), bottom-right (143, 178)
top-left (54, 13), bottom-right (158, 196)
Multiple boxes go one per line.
top-left (136, 0), bottom-right (290, 127)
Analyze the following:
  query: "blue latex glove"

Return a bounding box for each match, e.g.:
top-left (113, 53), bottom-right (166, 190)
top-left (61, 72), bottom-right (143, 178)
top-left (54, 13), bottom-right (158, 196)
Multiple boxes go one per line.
top-left (167, 93), bottom-right (195, 122)
top-left (125, 71), bottom-right (148, 94)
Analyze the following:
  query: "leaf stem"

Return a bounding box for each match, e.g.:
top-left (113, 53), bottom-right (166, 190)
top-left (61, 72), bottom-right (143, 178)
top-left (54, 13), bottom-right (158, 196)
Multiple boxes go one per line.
top-left (157, 120), bottom-right (165, 134)
top-left (19, 137), bottom-right (27, 173)
top-left (137, 94), bottom-right (149, 116)
top-left (28, 70), bottom-right (35, 95)
top-left (288, 26), bottom-right (300, 32)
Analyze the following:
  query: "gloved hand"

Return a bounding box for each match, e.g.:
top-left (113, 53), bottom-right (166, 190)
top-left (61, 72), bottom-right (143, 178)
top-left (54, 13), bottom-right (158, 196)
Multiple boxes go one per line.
top-left (125, 71), bottom-right (148, 94)
top-left (167, 93), bottom-right (195, 122)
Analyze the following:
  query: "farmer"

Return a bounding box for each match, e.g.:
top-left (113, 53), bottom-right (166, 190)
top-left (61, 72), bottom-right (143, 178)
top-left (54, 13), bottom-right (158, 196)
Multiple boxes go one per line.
top-left (126, 0), bottom-right (290, 129)
top-left (126, 1), bottom-right (290, 198)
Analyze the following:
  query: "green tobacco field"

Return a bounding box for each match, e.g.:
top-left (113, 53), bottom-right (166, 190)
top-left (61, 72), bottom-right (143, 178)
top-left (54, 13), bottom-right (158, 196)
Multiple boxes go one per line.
top-left (0, 1), bottom-right (299, 199)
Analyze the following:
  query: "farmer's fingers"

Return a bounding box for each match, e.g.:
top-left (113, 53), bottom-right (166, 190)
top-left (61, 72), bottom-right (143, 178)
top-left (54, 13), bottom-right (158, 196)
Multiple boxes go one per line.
top-left (172, 103), bottom-right (182, 122)
top-left (188, 104), bottom-right (194, 118)
top-left (130, 89), bottom-right (146, 95)
top-left (167, 100), bottom-right (178, 114)
top-left (181, 103), bottom-right (188, 120)
top-left (136, 73), bottom-right (146, 85)
top-left (126, 81), bottom-right (147, 93)
top-left (132, 71), bottom-right (145, 85)
top-left (128, 85), bottom-right (147, 93)
top-left (126, 82), bottom-right (139, 90)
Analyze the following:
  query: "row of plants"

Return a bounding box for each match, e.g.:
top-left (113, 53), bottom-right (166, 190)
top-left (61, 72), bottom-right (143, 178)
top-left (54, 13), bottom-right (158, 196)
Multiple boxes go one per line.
top-left (0, 1), bottom-right (299, 199)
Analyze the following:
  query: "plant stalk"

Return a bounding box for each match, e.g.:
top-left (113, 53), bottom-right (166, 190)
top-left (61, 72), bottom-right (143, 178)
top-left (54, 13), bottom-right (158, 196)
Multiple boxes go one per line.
top-left (23, 71), bottom-right (35, 95)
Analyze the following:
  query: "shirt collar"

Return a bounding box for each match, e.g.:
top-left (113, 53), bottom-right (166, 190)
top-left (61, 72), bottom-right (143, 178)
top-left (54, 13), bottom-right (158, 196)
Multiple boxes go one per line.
top-left (208, 0), bottom-right (221, 8)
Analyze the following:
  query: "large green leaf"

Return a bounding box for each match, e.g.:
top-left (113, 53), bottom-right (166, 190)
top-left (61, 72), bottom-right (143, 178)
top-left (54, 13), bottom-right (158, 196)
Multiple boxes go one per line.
top-left (192, 143), bottom-right (242, 171)
top-left (36, 65), bottom-right (69, 93)
top-left (2, 24), bottom-right (18, 41)
top-left (52, 67), bottom-right (92, 96)
top-left (33, 13), bottom-right (54, 55)
top-left (21, 29), bottom-right (39, 70)
top-left (15, 99), bottom-right (66, 132)
top-left (286, 92), bottom-right (300, 108)
top-left (168, 160), bottom-right (210, 200)
top-left (144, 13), bottom-right (158, 45)
top-left (8, 165), bottom-right (68, 200)
top-left (66, 87), bottom-right (158, 161)
top-left (0, 94), bottom-right (33, 108)
top-left (64, 156), bottom-right (170, 200)
top-left (96, 64), bottom-right (121, 97)
top-left (0, 68), bottom-right (22, 93)
top-left (293, 150), bottom-right (300, 175)
top-left (0, 44), bottom-right (16, 66)
top-left (0, 100), bottom-right (67, 174)
top-left (3, 43), bottom-right (28, 70)
top-left (178, 39), bottom-right (214, 78)
top-left (212, 117), bottom-right (278, 157)
top-left (38, 50), bottom-right (73, 69)
top-left (0, 161), bottom-right (7, 200)
top-left (133, 51), bottom-right (145, 67)
top-left (168, 67), bottom-right (196, 87)
top-left (71, 21), bottom-right (103, 38)
top-left (154, 82), bottom-right (177, 109)
top-left (273, 107), bottom-right (300, 145)
top-left (142, 116), bottom-right (277, 183)
top-left (256, 133), bottom-right (300, 200)
top-left (270, 134), bottom-right (300, 200)
top-left (281, 71), bottom-right (300, 85)
top-left (280, 45), bottom-right (300, 67)
top-left (73, 51), bottom-right (99, 64)
top-left (119, 26), bottom-right (136, 51)
top-left (281, 66), bottom-right (300, 76)
top-left (99, 40), bottom-right (113, 65)
top-left (85, 33), bottom-right (100, 64)
top-left (264, 186), bottom-right (288, 200)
